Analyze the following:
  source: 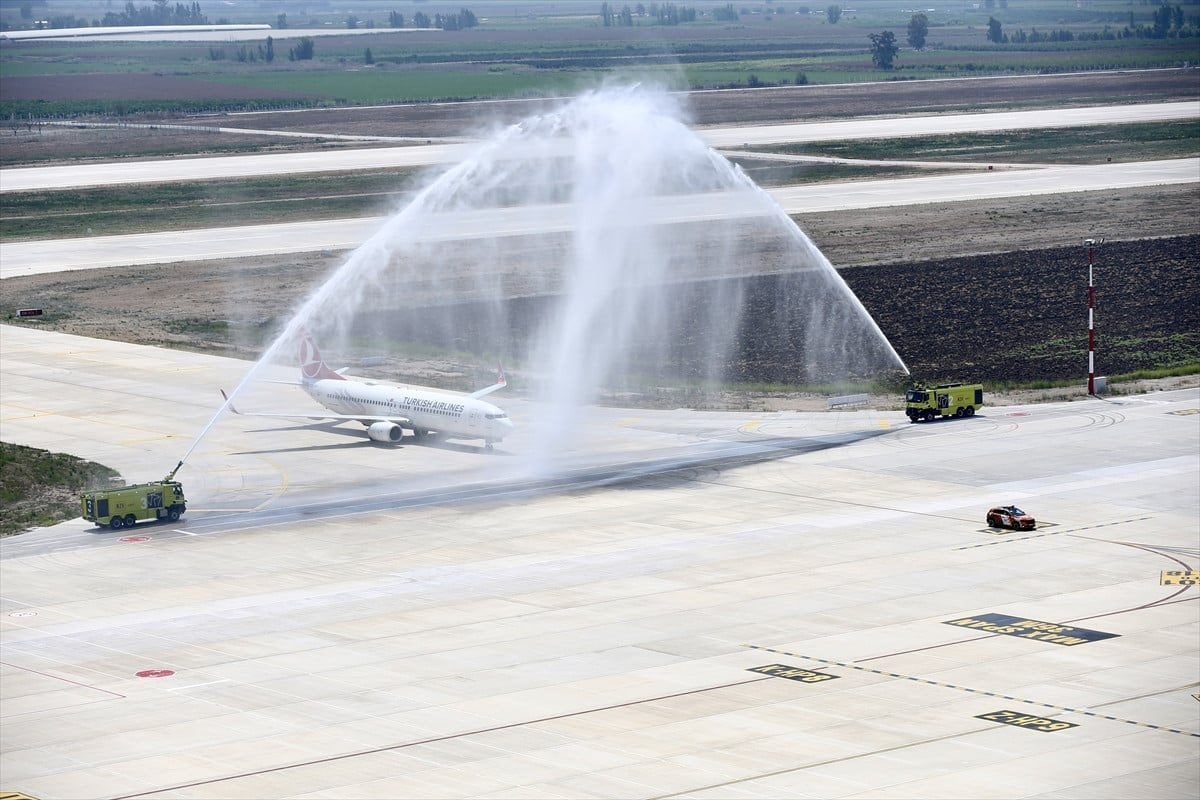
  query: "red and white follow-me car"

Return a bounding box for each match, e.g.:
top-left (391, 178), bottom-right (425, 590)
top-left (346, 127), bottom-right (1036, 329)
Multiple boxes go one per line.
top-left (987, 505), bottom-right (1036, 530)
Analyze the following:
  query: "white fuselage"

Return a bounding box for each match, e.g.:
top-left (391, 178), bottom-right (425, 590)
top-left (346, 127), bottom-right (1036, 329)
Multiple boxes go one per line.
top-left (303, 378), bottom-right (513, 444)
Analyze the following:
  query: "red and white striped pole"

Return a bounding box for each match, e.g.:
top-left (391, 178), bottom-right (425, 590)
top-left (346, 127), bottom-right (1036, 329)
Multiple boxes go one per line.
top-left (1085, 238), bottom-right (1101, 395)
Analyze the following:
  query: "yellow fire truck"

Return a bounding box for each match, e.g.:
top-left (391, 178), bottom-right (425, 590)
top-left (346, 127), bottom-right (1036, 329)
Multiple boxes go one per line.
top-left (81, 462), bottom-right (186, 530)
top-left (905, 383), bottom-right (984, 423)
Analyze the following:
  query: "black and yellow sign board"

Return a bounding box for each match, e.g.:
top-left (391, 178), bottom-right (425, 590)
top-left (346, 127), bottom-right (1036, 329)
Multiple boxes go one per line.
top-left (944, 613), bottom-right (1118, 646)
top-left (1, 792), bottom-right (42, 800)
top-left (1161, 570), bottom-right (1200, 586)
top-left (976, 710), bottom-right (1078, 733)
top-left (748, 663), bottom-right (839, 683)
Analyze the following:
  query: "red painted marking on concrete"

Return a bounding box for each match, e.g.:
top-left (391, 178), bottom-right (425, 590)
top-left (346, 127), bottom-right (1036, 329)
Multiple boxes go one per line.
top-left (135, 669), bottom-right (175, 678)
top-left (119, 535), bottom-right (150, 543)
top-left (1007, 412), bottom-right (1029, 417)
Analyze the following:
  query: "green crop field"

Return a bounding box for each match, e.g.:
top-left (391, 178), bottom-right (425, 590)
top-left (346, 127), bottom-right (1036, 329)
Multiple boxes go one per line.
top-left (2, 0), bottom-right (1196, 116)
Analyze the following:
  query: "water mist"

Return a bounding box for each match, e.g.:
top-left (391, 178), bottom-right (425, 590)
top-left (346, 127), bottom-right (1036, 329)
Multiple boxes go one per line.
top-left (193, 83), bottom-right (906, 476)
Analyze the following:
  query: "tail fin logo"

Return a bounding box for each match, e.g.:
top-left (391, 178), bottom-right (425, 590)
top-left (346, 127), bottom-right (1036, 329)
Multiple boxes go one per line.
top-left (299, 332), bottom-right (344, 381)
top-left (300, 335), bottom-right (323, 380)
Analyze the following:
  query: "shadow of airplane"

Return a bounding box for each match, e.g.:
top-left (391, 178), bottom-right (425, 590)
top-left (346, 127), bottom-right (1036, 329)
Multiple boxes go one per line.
top-left (234, 441), bottom-right (394, 455)
top-left (233, 422), bottom-right (511, 456)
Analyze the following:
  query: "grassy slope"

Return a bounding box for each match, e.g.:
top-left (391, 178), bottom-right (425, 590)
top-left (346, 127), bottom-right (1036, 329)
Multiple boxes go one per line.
top-left (0, 441), bottom-right (121, 536)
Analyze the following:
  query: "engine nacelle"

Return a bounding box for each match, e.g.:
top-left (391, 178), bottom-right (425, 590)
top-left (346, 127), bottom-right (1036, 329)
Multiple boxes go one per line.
top-left (366, 421), bottom-right (404, 443)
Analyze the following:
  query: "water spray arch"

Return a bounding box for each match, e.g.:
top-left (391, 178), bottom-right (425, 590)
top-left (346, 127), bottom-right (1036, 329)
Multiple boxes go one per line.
top-left (194, 83), bottom-right (906, 469)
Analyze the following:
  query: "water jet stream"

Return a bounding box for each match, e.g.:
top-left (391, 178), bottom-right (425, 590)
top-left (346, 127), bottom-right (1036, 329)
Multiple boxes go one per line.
top-left (185, 84), bottom-right (907, 476)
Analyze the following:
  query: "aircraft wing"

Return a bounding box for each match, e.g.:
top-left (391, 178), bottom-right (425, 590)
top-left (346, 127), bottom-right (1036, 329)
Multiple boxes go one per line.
top-left (220, 390), bottom-right (410, 426)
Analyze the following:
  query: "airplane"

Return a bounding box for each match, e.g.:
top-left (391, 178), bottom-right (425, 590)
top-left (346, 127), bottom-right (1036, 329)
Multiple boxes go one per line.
top-left (223, 332), bottom-right (514, 449)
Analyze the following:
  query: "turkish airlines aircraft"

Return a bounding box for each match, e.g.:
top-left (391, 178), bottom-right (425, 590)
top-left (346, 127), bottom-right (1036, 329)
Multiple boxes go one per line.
top-left (224, 333), bottom-right (514, 449)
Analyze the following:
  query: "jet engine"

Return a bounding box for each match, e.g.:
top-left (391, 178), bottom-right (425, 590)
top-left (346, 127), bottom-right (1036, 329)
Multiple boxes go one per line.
top-left (366, 421), bottom-right (404, 443)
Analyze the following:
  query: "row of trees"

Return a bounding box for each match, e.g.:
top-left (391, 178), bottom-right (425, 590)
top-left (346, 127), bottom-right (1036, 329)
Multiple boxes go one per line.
top-left (100, 1), bottom-right (208, 27)
top-left (385, 9), bottom-right (478, 30)
top-left (601, 3), bottom-right (698, 26)
top-left (987, 7), bottom-right (1193, 46)
top-left (207, 36), bottom-right (313, 63)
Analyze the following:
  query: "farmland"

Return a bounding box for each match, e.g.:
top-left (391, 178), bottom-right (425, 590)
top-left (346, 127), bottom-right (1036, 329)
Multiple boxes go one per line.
top-left (3, 0), bottom-right (1198, 117)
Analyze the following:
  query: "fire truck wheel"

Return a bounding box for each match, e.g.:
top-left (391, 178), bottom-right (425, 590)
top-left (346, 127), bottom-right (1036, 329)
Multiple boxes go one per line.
top-left (168, 507), bottom-right (181, 522)
top-left (124, 514), bottom-right (137, 528)
top-left (923, 410), bottom-right (935, 422)
top-left (965, 406), bottom-right (975, 416)
top-left (109, 517), bottom-right (124, 530)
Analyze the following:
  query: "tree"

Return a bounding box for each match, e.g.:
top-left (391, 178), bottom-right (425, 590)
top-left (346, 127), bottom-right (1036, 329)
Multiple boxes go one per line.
top-left (289, 36), bottom-right (314, 61)
top-left (276, 12), bottom-right (286, 29)
top-left (826, 4), bottom-right (840, 24)
top-left (986, 16), bottom-right (1004, 44)
top-left (712, 3), bottom-right (738, 21)
top-left (868, 30), bottom-right (899, 69)
top-left (388, 11), bottom-right (404, 28)
top-left (364, 47), bottom-right (374, 64)
top-left (907, 12), bottom-right (928, 49)
top-left (264, 35), bottom-right (274, 62)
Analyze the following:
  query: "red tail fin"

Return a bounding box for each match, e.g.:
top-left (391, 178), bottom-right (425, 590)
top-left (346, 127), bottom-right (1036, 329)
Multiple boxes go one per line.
top-left (299, 332), bottom-right (346, 381)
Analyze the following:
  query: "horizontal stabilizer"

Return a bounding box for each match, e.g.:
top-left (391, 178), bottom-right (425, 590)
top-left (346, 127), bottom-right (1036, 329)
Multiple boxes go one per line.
top-left (469, 366), bottom-right (508, 399)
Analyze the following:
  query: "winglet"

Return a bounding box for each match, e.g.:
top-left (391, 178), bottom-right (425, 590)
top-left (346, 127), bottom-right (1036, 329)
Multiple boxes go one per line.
top-left (220, 389), bottom-right (242, 415)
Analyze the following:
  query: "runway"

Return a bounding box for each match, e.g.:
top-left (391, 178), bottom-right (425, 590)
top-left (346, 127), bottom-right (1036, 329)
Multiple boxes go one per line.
top-left (2, 158), bottom-right (1196, 278)
top-left (1, 326), bottom-right (1196, 798)
top-left (1, 102), bottom-right (1195, 193)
